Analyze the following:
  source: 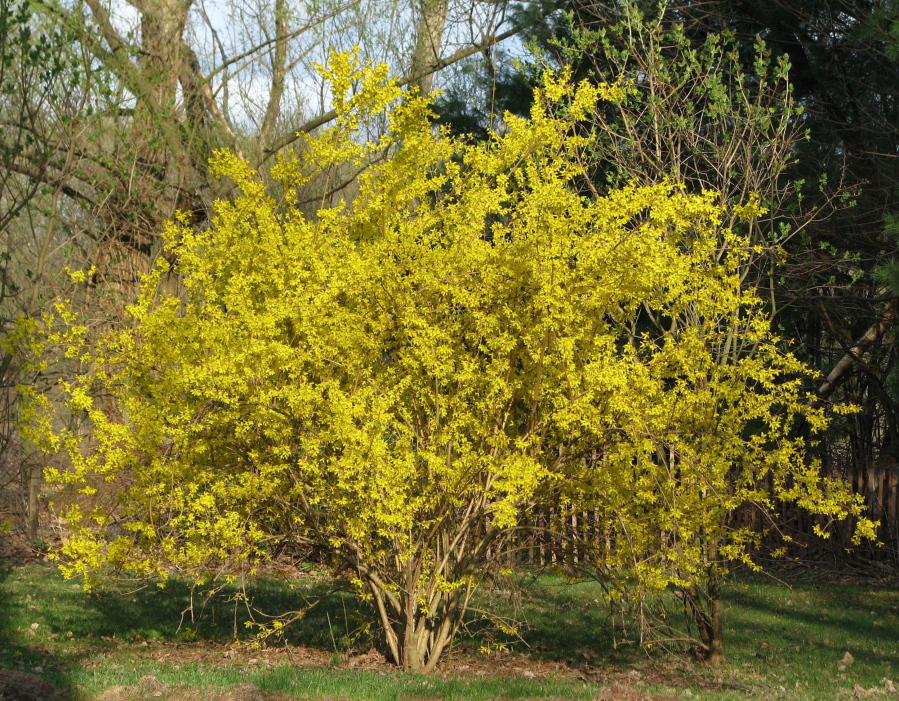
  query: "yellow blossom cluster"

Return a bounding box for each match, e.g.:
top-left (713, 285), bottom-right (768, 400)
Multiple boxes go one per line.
top-left (21, 50), bottom-right (869, 671)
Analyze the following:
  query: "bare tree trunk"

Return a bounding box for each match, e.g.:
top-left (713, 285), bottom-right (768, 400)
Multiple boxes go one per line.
top-left (818, 297), bottom-right (898, 397)
top-left (83, 0), bottom-right (207, 311)
top-left (27, 461), bottom-right (40, 541)
top-left (260, 0), bottom-right (289, 147)
top-left (410, 0), bottom-right (450, 95)
top-left (684, 562), bottom-right (725, 666)
top-left (705, 576), bottom-right (725, 666)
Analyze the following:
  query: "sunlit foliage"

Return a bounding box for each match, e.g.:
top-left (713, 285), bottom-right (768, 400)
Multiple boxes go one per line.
top-left (22, 51), bottom-right (869, 671)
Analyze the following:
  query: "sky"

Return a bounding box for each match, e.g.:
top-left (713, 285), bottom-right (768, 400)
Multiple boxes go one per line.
top-left (99, 0), bottom-right (524, 134)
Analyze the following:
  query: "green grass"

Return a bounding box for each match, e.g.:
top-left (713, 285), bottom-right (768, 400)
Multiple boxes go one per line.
top-left (55, 665), bottom-right (602, 700)
top-left (714, 577), bottom-right (899, 699)
top-left (1, 560), bottom-right (898, 699)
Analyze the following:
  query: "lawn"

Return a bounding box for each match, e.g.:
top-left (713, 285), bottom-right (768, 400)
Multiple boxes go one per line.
top-left (1, 559), bottom-right (897, 700)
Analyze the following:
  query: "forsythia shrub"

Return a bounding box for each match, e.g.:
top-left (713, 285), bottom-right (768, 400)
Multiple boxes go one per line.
top-left (24, 52), bottom-right (870, 671)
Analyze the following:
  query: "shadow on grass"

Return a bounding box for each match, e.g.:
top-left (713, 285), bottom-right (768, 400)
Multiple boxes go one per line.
top-left (0, 561), bottom-right (631, 697)
top-left (0, 558), bottom-right (80, 698)
top-left (0, 561), bottom-right (370, 698)
top-left (56, 569), bottom-right (369, 650)
top-left (10, 561), bottom-right (896, 699)
top-left (474, 571), bottom-right (899, 681)
top-left (724, 581), bottom-right (899, 667)
top-left (460, 574), bottom-right (629, 666)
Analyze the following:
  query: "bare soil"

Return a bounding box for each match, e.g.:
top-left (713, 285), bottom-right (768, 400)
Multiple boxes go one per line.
top-left (0, 670), bottom-right (67, 701)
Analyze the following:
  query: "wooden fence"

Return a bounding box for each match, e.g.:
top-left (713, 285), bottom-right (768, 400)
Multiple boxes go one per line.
top-left (507, 459), bottom-right (899, 569)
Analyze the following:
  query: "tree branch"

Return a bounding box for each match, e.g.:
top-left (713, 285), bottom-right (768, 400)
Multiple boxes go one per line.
top-left (818, 297), bottom-right (898, 397)
top-left (178, 39), bottom-right (242, 156)
top-left (256, 26), bottom-right (520, 167)
top-left (4, 160), bottom-right (94, 207)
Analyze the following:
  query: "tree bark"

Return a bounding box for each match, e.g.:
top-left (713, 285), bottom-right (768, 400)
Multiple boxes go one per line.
top-left (411, 0), bottom-right (450, 96)
top-left (27, 461), bottom-right (41, 542)
top-left (260, 0), bottom-right (289, 147)
top-left (684, 580), bottom-right (725, 666)
top-left (818, 297), bottom-right (898, 397)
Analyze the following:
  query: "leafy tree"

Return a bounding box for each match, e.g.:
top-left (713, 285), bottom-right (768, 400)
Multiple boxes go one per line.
top-left (24, 52), bottom-right (868, 671)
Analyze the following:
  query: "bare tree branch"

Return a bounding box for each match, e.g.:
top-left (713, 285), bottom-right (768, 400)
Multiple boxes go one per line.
top-left (411, 0), bottom-right (450, 96)
top-left (818, 297), bottom-right (899, 397)
top-left (257, 26), bottom-right (519, 167)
